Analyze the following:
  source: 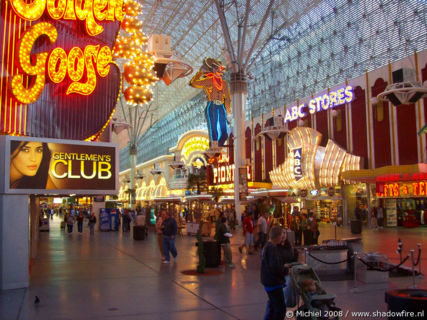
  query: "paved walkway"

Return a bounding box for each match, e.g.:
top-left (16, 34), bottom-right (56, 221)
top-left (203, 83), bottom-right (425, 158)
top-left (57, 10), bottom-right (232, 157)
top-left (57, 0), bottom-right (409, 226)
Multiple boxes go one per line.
top-left (1, 217), bottom-right (426, 320)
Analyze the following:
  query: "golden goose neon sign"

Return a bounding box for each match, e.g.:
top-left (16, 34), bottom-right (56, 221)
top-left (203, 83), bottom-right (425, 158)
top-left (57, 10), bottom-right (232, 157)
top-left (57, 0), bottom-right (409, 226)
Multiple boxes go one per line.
top-left (9, 0), bottom-right (123, 104)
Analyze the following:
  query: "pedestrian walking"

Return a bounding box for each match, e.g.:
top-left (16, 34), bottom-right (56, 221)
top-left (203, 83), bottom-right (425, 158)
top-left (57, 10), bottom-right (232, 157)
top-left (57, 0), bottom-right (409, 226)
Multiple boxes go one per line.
top-left (292, 216), bottom-right (302, 246)
top-left (88, 212), bottom-right (96, 235)
top-left (216, 216), bottom-right (235, 268)
top-left (261, 226), bottom-right (288, 320)
top-left (301, 213), bottom-right (312, 246)
top-left (162, 210), bottom-right (178, 263)
top-left (309, 213), bottom-right (319, 245)
top-left (76, 212), bottom-right (84, 233)
top-left (370, 207), bottom-right (378, 228)
top-left (239, 212), bottom-right (254, 254)
top-left (377, 205), bottom-right (384, 229)
top-left (66, 213), bottom-right (74, 234)
top-left (255, 212), bottom-right (268, 250)
top-left (156, 211), bottom-right (166, 261)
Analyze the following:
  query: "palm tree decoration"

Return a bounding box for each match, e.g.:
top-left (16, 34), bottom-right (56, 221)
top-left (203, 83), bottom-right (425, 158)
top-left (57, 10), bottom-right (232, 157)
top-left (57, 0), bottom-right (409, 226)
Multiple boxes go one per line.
top-left (209, 187), bottom-right (224, 203)
top-left (187, 170), bottom-right (207, 195)
top-left (196, 220), bottom-right (206, 274)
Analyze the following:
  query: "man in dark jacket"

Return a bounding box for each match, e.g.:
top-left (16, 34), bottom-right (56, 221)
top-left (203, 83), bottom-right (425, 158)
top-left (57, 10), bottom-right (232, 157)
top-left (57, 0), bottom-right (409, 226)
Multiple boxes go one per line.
top-left (215, 216), bottom-right (235, 268)
top-left (161, 210), bottom-right (178, 263)
top-left (261, 226), bottom-right (288, 320)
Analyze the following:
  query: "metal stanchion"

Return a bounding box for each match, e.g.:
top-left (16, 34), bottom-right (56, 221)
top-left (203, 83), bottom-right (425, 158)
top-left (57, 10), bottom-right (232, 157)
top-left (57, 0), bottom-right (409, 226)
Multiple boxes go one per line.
top-left (333, 222), bottom-right (337, 240)
top-left (417, 243), bottom-right (423, 278)
top-left (397, 238), bottom-right (403, 263)
top-left (351, 252), bottom-right (361, 293)
top-left (410, 249), bottom-right (417, 288)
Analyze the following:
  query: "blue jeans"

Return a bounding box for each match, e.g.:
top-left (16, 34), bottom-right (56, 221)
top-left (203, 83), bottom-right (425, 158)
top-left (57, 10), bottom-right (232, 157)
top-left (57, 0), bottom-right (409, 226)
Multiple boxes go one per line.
top-left (163, 236), bottom-right (177, 261)
top-left (90, 223), bottom-right (95, 235)
top-left (264, 288), bottom-right (286, 320)
top-left (206, 102), bottom-right (228, 146)
top-left (255, 232), bottom-right (267, 249)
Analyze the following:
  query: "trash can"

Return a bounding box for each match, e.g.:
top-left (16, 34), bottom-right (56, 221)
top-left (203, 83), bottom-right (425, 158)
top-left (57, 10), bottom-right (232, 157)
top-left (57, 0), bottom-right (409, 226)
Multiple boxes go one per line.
top-left (350, 220), bottom-right (362, 234)
top-left (385, 289), bottom-right (427, 319)
top-left (133, 226), bottom-right (146, 240)
top-left (203, 240), bottom-right (221, 267)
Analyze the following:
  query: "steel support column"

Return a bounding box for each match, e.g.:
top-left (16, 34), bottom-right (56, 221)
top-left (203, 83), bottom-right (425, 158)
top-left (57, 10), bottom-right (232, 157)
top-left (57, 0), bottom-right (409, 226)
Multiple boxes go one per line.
top-left (231, 72), bottom-right (248, 223)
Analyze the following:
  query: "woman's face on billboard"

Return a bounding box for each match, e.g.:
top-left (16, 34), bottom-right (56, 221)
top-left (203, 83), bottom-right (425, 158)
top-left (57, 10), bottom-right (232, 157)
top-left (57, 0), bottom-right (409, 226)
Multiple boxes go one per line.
top-left (11, 142), bottom-right (43, 177)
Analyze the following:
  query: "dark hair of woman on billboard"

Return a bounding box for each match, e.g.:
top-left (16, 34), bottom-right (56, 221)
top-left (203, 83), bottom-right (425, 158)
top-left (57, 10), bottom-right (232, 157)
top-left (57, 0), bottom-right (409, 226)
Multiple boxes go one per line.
top-left (10, 141), bottom-right (52, 189)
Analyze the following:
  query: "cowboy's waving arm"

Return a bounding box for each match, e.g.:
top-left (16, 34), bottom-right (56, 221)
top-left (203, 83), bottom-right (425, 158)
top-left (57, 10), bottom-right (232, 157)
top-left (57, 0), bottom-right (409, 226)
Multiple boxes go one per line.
top-left (190, 71), bottom-right (213, 89)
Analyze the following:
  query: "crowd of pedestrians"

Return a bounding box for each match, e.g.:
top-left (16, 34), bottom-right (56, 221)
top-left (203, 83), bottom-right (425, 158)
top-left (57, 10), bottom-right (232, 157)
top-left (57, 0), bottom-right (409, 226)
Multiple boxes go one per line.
top-left (288, 207), bottom-right (319, 246)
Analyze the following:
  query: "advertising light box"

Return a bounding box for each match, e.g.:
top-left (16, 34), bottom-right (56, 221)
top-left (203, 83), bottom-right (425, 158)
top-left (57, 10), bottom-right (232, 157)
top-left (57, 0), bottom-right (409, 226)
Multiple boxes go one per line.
top-left (0, 136), bottom-right (118, 195)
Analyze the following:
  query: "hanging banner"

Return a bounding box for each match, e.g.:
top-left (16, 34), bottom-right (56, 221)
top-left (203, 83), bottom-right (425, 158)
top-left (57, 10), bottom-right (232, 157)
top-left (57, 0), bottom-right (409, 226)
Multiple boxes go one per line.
top-left (385, 199), bottom-right (397, 227)
top-left (1, 136), bottom-right (118, 194)
top-left (239, 167), bottom-right (248, 201)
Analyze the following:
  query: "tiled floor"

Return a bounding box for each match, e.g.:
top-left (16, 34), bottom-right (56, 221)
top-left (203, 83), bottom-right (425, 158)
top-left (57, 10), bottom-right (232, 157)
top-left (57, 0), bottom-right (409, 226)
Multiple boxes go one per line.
top-left (1, 217), bottom-right (426, 320)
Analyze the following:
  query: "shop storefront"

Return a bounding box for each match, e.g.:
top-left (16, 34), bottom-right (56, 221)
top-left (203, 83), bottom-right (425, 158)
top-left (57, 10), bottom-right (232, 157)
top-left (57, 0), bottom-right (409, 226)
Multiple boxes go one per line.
top-left (377, 180), bottom-right (427, 227)
top-left (269, 127), bottom-right (361, 224)
top-left (342, 164), bottom-right (427, 228)
top-left (303, 187), bottom-right (344, 224)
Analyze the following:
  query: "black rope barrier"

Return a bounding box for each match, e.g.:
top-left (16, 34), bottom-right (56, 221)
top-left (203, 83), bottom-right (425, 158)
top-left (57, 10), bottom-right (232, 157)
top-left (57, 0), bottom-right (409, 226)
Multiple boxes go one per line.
top-left (357, 255), bottom-right (410, 272)
top-left (307, 252), bottom-right (353, 265)
top-left (413, 248), bottom-right (421, 267)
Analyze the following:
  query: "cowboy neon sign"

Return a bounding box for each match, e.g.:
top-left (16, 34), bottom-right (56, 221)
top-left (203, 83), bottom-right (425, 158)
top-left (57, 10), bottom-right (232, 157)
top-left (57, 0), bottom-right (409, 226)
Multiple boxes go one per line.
top-left (9, 0), bottom-right (124, 104)
top-left (284, 85), bottom-right (354, 123)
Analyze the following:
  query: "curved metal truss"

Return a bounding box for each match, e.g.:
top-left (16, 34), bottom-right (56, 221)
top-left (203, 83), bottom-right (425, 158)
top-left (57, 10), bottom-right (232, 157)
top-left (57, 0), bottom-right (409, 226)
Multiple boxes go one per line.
top-left (120, 0), bottom-right (427, 170)
top-left (247, 0), bottom-right (427, 118)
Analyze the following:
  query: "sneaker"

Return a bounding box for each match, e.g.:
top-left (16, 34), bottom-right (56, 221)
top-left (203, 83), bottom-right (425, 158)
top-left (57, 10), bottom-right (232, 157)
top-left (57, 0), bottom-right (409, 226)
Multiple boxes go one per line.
top-left (162, 260), bottom-right (170, 264)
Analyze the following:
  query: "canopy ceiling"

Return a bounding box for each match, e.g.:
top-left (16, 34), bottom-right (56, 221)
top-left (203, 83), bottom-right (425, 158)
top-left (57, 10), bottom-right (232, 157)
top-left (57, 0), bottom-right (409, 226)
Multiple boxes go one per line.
top-left (133, 0), bottom-right (323, 124)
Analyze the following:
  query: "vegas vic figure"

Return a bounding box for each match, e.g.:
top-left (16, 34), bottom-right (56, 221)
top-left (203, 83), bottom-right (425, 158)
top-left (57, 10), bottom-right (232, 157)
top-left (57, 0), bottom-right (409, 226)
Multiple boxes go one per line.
top-left (190, 58), bottom-right (231, 147)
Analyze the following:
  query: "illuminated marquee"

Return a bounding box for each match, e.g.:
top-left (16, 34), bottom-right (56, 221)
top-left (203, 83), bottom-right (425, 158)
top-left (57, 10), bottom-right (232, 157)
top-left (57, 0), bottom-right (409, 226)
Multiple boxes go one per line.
top-left (211, 163), bottom-right (251, 185)
top-left (293, 148), bottom-right (302, 181)
top-left (9, 0), bottom-right (124, 35)
top-left (376, 181), bottom-right (427, 198)
top-left (5, 137), bottom-right (117, 193)
top-left (181, 136), bottom-right (210, 166)
top-left (51, 152), bottom-right (112, 180)
top-left (8, 0), bottom-right (122, 104)
top-left (284, 86), bottom-right (354, 123)
top-left (269, 127), bottom-right (361, 189)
